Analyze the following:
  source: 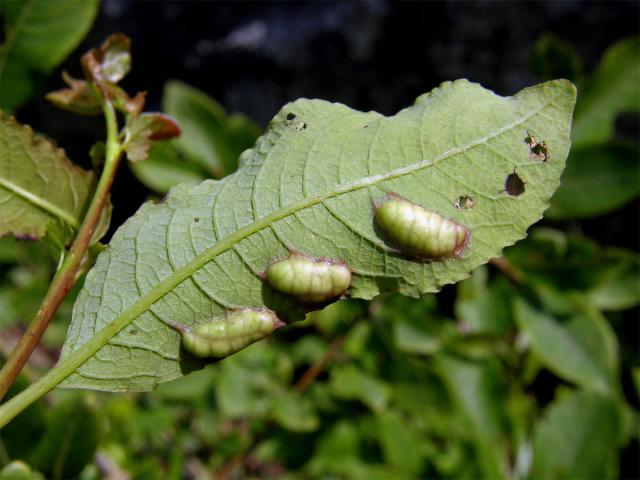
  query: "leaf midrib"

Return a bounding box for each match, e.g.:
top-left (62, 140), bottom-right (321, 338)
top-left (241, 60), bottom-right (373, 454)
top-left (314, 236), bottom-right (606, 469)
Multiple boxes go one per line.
top-left (61, 94), bottom-right (556, 376)
top-left (0, 174), bottom-right (80, 229)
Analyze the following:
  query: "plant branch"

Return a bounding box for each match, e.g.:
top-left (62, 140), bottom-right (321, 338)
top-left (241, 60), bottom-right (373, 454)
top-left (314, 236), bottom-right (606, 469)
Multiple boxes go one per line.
top-left (490, 257), bottom-right (524, 284)
top-left (0, 100), bottom-right (122, 402)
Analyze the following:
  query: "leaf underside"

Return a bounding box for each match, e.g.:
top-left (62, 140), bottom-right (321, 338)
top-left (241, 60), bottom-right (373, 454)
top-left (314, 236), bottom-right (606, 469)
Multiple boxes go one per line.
top-left (0, 112), bottom-right (109, 245)
top-left (60, 79), bottom-right (576, 391)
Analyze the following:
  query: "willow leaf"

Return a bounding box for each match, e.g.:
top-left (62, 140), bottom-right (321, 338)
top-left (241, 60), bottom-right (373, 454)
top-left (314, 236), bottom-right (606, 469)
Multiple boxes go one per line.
top-left (60, 79), bottom-right (576, 391)
top-left (0, 112), bottom-right (110, 246)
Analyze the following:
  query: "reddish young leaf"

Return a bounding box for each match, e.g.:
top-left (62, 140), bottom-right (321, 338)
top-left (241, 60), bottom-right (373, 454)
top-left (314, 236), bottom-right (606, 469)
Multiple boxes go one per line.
top-left (124, 113), bottom-right (181, 162)
top-left (45, 71), bottom-right (102, 115)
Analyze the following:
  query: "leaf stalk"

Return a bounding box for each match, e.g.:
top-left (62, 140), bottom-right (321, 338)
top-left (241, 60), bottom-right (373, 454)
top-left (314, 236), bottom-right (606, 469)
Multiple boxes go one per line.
top-left (0, 100), bottom-right (122, 404)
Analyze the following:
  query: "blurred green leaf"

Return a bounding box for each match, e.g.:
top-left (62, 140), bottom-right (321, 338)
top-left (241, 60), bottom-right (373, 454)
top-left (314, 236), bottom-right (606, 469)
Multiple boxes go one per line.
top-left (530, 33), bottom-right (583, 85)
top-left (373, 292), bottom-right (450, 356)
top-left (0, 238), bottom-right (79, 341)
top-left (29, 394), bottom-right (102, 479)
top-left (455, 266), bottom-right (514, 335)
top-left (391, 379), bottom-right (451, 431)
top-left (306, 421), bottom-right (360, 475)
top-left (375, 410), bottom-right (424, 476)
top-left (514, 299), bottom-right (618, 394)
top-left (162, 80), bottom-right (260, 178)
top-left (0, 376), bottom-right (47, 461)
top-left (0, 113), bottom-right (111, 247)
top-left (586, 254), bottom-right (640, 311)
top-left (572, 37), bottom-right (640, 147)
top-left (533, 390), bottom-right (623, 479)
top-left (506, 229), bottom-right (640, 312)
top-left (0, 461), bottom-right (45, 480)
top-left (548, 141), bottom-right (639, 219)
top-left (393, 316), bottom-right (443, 355)
top-left (272, 390), bottom-right (319, 432)
top-left (436, 354), bottom-right (510, 479)
top-left (128, 142), bottom-right (207, 193)
top-left (0, 0), bottom-right (99, 111)
top-left (329, 364), bottom-right (391, 412)
top-left (154, 367), bottom-right (213, 401)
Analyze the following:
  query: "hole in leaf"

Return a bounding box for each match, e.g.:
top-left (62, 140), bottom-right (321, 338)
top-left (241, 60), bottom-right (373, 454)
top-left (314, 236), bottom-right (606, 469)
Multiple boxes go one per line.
top-left (454, 195), bottom-right (475, 209)
top-left (505, 170), bottom-right (525, 197)
top-left (525, 131), bottom-right (549, 162)
top-left (295, 121), bottom-right (307, 131)
top-left (286, 113), bottom-right (296, 121)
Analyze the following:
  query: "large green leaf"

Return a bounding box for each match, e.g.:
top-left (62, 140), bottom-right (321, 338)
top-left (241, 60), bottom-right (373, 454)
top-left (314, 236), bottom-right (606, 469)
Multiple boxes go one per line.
top-left (162, 80), bottom-right (260, 178)
top-left (375, 410), bottom-right (424, 476)
top-left (0, 113), bottom-right (110, 246)
top-left (571, 37), bottom-right (640, 148)
top-left (547, 141), bottom-right (639, 219)
top-left (514, 299), bottom-right (618, 394)
top-left (436, 355), bottom-right (510, 479)
top-left (0, 0), bottom-right (99, 111)
top-left (532, 391), bottom-right (623, 479)
top-left (59, 79), bottom-right (576, 391)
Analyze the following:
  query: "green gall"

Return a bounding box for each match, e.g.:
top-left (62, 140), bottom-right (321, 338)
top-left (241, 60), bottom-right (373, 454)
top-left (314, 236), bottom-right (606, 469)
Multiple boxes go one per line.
top-left (265, 252), bottom-right (352, 303)
top-left (170, 308), bottom-right (284, 358)
top-left (374, 193), bottom-right (470, 258)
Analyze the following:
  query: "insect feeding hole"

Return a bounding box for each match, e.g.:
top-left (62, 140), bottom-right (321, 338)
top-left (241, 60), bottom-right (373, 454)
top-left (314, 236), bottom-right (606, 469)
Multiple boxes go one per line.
top-left (454, 195), bottom-right (475, 209)
top-left (504, 170), bottom-right (526, 197)
top-left (524, 131), bottom-right (549, 162)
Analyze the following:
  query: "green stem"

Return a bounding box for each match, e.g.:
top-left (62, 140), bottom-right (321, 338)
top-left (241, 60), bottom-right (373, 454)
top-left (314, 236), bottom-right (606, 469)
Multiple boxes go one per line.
top-left (0, 101), bottom-right (122, 404)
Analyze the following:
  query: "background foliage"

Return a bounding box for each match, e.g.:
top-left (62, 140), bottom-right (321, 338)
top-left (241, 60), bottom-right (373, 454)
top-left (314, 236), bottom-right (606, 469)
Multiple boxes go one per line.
top-left (0, 2), bottom-right (638, 479)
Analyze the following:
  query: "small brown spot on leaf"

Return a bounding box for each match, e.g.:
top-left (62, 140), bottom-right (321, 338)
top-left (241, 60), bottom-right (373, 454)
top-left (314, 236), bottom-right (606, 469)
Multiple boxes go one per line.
top-left (194, 217), bottom-right (200, 223)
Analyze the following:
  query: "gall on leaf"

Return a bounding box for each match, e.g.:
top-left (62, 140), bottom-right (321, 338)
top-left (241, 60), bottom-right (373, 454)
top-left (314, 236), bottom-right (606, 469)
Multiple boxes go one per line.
top-left (265, 252), bottom-right (352, 303)
top-left (374, 193), bottom-right (470, 259)
top-left (166, 308), bottom-right (284, 358)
